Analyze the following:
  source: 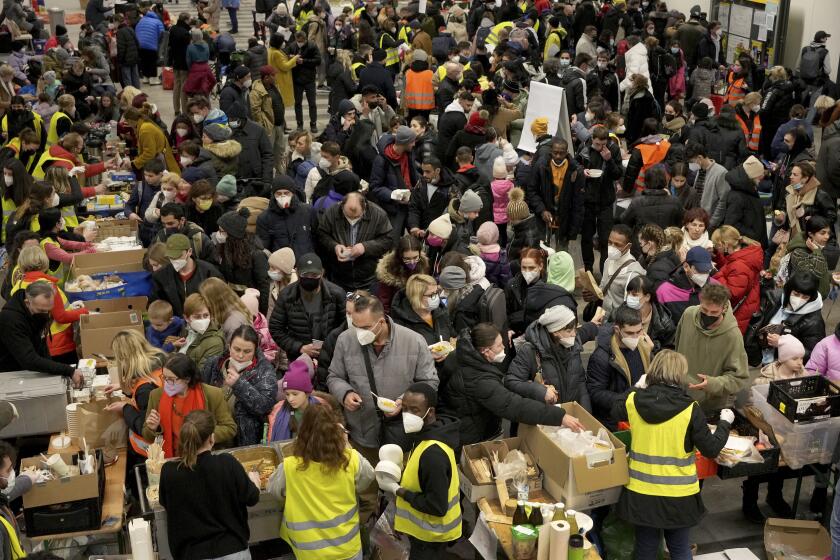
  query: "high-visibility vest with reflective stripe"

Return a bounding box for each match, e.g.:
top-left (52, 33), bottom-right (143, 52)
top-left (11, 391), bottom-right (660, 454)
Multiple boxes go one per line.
top-left (5, 137), bottom-right (38, 172)
top-left (1, 196), bottom-right (16, 244)
top-left (0, 516), bottom-right (24, 559)
top-left (33, 152), bottom-right (82, 228)
top-left (46, 111), bottom-right (71, 146)
top-left (625, 391), bottom-right (699, 497)
top-left (485, 22), bottom-right (514, 49)
top-left (128, 372), bottom-right (163, 456)
top-left (379, 33), bottom-right (400, 67)
top-left (295, 8), bottom-right (312, 31)
top-left (633, 139), bottom-right (671, 191)
top-left (736, 112), bottom-right (762, 152)
top-left (436, 60), bottom-right (472, 83)
top-left (280, 450), bottom-right (362, 560)
top-left (11, 275), bottom-right (70, 333)
top-left (405, 69), bottom-right (436, 110)
top-left (725, 75), bottom-right (747, 106)
top-left (2, 111), bottom-right (44, 145)
top-left (37, 238), bottom-right (66, 286)
top-left (398, 25), bottom-right (410, 44)
top-left (351, 62), bottom-right (365, 81)
top-left (395, 440), bottom-right (462, 542)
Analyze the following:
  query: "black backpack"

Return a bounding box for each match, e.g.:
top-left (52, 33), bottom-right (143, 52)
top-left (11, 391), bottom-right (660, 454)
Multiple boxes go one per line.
top-left (800, 46), bottom-right (827, 80)
top-left (478, 285), bottom-right (506, 332)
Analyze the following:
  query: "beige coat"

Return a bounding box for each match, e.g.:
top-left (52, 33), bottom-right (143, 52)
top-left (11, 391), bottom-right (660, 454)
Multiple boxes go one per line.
top-left (249, 78), bottom-right (274, 132)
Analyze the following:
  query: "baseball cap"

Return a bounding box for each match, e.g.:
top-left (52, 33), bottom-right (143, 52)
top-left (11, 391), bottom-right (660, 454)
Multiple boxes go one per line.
top-left (815, 31), bottom-right (831, 42)
top-left (297, 253), bottom-right (323, 276)
top-left (164, 234), bottom-right (191, 259)
top-left (685, 246), bottom-right (712, 273)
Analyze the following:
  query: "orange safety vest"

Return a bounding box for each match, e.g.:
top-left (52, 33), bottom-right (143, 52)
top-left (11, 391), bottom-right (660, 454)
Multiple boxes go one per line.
top-left (736, 112), bottom-right (762, 152)
top-left (128, 369), bottom-right (164, 456)
top-left (633, 140), bottom-right (671, 191)
top-left (726, 74), bottom-right (748, 106)
top-left (404, 69), bottom-right (435, 110)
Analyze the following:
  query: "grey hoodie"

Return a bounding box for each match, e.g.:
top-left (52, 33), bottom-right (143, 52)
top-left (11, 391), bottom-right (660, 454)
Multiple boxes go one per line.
top-left (474, 142), bottom-right (503, 182)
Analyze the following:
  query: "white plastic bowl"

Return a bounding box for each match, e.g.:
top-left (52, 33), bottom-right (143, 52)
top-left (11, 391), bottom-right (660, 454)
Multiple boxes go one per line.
top-left (379, 444), bottom-right (404, 465)
top-left (375, 460), bottom-right (402, 482)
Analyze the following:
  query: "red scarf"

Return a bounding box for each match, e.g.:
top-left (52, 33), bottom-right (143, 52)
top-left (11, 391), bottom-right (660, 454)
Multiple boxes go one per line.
top-left (159, 384), bottom-right (206, 458)
top-left (384, 143), bottom-right (412, 190)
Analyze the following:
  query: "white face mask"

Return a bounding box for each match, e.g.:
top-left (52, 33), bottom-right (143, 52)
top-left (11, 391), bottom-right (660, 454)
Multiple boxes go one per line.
top-left (229, 358), bottom-right (251, 371)
top-left (522, 270), bottom-right (539, 284)
top-left (356, 323), bottom-right (378, 345)
top-left (276, 194), bottom-right (292, 208)
top-left (176, 128), bottom-right (189, 138)
top-left (752, 105), bottom-right (761, 113)
top-left (402, 409), bottom-right (428, 434)
top-left (625, 295), bottom-right (642, 309)
top-left (789, 295), bottom-right (807, 310)
top-left (163, 190), bottom-right (176, 201)
top-left (212, 231), bottom-right (227, 244)
top-left (180, 156), bottom-right (194, 166)
top-left (318, 158), bottom-right (331, 171)
top-left (171, 258), bottom-right (188, 272)
top-left (268, 270), bottom-right (285, 282)
top-left (558, 336), bottom-right (576, 348)
top-left (491, 350), bottom-right (506, 363)
top-left (1, 468), bottom-right (15, 494)
top-left (426, 294), bottom-right (440, 310)
top-left (621, 335), bottom-right (640, 350)
top-left (3, 175), bottom-right (12, 186)
top-left (691, 272), bottom-right (709, 286)
top-left (688, 161), bottom-right (701, 172)
top-left (607, 245), bottom-right (623, 260)
top-left (49, 192), bottom-right (60, 207)
top-left (243, 79), bottom-right (252, 89)
top-left (191, 317), bottom-right (211, 333)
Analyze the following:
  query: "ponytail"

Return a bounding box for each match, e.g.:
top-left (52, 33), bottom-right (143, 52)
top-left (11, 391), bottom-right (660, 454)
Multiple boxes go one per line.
top-left (178, 410), bottom-right (215, 469)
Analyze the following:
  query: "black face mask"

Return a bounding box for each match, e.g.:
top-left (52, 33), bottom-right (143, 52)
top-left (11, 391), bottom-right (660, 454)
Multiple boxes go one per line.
top-left (298, 276), bottom-right (320, 292)
top-left (699, 312), bottom-right (718, 329)
top-left (664, 114), bottom-right (676, 122)
top-left (164, 226), bottom-right (180, 236)
top-left (31, 310), bottom-right (51, 323)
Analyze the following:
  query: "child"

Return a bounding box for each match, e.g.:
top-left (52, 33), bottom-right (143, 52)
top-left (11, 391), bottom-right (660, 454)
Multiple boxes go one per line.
top-left (477, 221), bottom-right (512, 288)
top-left (690, 57), bottom-right (717, 101)
top-left (266, 357), bottom-right (322, 442)
top-left (34, 91), bottom-right (59, 122)
top-left (756, 334), bottom-right (806, 386)
top-left (37, 72), bottom-right (62, 103)
top-left (144, 171), bottom-right (180, 227)
top-left (490, 156), bottom-right (514, 246)
top-left (146, 299), bottom-right (186, 352)
top-left (240, 288), bottom-right (279, 363)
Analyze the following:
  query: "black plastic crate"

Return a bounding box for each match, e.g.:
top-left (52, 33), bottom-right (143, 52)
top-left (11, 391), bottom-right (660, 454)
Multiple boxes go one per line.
top-left (768, 376), bottom-right (840, 423)
top-left (717, 412), bottom-right (780, 479)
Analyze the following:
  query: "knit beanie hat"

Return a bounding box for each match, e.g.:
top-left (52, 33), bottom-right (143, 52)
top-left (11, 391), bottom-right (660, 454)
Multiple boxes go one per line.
top-left (742, 156), bottom-right (766, 181)
top-left (502, 143), bottom-right (519, 167)
top-left (464, 255), bottom-right (486, 284)
top-left (439, 266), bottom-right (467, 290)
top-left (181, 166), bottom-right (208, 184)
top-left (240, 288), bottom-right (260, 316)
top-left (427, 213), bottom-right (453, 239)
top-left (459, 189), bottom-right (483, 213)
top-left (530, 117), bottom-right (549, 137)
top-left (395, 125), bottom-right (417, 145)
top-left (218, 208), bottom-right (250, 239)
top-left (777, 334), bottom-right (806, 363)
top-left (538, 305), bottom-right (576, 332)
top-left (216, 174), bottom-right (237, 198)
top-left (269, 247), bottom-right (296, 274)
top-left (204, 122), bottom-right (232, 142)
top-left (282, 360), bottom-right (313, 393)
top-left (506, 187), bottom-right (530, 222)
top-left (492, 156), bottom-right (507, 179)
top-left (477, 221), bottom-right (500, 253)
top-left (205, 108), bottom-right (228, 126)
top-left (468, 111), bottom-right (488, 128)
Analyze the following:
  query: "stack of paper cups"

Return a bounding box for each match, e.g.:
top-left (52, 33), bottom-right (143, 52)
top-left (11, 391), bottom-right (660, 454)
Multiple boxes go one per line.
top-left (128, 518), bottom-right (155, 560)
top-left (66, 403), bottom-right (80, 438)
top-left (549, 520), bottom-right (571, 560)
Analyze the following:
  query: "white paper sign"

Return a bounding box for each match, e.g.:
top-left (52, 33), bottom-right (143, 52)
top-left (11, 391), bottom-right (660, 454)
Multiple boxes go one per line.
top-left (517, 81), bottom-right (572, 154)
top-left (469, 512), bottom-right (499, 560)
top-left (729, 4), bottom-right (753, 38)
top-left (766, 13), bottom-right (775, 32)
top-left (718, 3), bottom-right (730, 32)
top-left (418, 0), bottom-right (427, 14)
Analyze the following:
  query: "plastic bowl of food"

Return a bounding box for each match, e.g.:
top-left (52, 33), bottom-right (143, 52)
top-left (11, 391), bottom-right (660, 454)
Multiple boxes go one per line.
top-left (428, 341), bottom-right (455, 358)
top-left (376, 396), bottom-right (399, 414)
top-left (375, 460), bottom-right (402, 483)
top-left (586, 169), bottom-right (603, 178)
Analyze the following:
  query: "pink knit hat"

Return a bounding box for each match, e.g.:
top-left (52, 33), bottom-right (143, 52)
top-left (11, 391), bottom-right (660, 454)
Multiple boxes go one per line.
top-left (477, 221), bottom-right (500, 253)
top-left (282, 360), bottom-right (313, 393)
top-left (777, 335), bottom-right (805, 363)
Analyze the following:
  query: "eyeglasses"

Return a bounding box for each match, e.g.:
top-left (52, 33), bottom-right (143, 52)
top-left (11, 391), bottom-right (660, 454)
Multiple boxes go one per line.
top-left (402, 257), bottom-right (420, 264)
top-left (163, 377), bottom-right (180, 384)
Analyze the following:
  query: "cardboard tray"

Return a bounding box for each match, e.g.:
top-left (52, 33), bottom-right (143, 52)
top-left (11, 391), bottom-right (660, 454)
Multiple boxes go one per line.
top-left (764, 518), bottom-right (831, 560)
top-left (458, 437), bottom-right (542, 502)
top-left (70, 249), bottom-right (146, 278)
top-left (79, 310), bottom-right (144, 359)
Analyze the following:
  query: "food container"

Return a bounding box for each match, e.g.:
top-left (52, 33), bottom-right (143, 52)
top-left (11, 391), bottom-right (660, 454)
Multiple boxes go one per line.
top-left (768, 375), bottom-right (840, 423)
top-left (511, 524), bottom-right (538, 559)
top-left (375, 395), bottom-right (399, 414)
top-left (226, 445), bottom-right (281, 491)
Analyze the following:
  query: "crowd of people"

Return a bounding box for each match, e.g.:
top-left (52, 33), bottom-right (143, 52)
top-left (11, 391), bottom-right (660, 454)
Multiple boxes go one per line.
top-left (0, 0), bottom-right (839, 558)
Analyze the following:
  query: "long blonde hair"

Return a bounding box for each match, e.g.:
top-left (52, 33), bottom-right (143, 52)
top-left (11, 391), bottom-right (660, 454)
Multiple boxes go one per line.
top-left (711, 225), bottom-right (759, 253)
top-left (44, 165), bottom-right (73, 195)
top-left (111, 330), bottom-right (163, 393)
top-left (199, 277), bottom-right (253, 323)
top-left (178, 410), bottom-right (215, 469)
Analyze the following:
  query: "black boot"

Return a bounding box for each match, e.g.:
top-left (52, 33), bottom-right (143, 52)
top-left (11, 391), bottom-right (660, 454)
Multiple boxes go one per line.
top-left (766, 476), bottom-right (794, 518)
top-left (742, 480), bottom-right (765, 524)
top-left (810, 486), bottom-right (828, 516)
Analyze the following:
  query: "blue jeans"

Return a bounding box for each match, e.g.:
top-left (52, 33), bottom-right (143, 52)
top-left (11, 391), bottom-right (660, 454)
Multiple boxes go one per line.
top-left (635, 525), bottom-right (691, 560)
top-left (227, 7), bottom-right (238, 31)
top-left (831, 477), bottom-right (840, 560)
top-left (120, 65), bottom-right (141, 89)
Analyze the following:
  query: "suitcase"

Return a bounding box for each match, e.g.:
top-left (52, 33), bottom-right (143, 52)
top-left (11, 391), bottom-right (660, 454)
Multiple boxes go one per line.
top-left (161, 67), bottom-right (174, 90)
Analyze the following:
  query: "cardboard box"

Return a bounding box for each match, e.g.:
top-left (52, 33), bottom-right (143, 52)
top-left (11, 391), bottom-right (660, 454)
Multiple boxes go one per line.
top-left (93, 218), bottom-right (138, 242)
top-left (458, 437), bottom-right (542, 503)
top-left (21, 452), bottom-right (100, 508)
top-left (764, 518), bottom-right (831, 560)
top-left (520, 402), bottom-right (629, 510)
top-left (70, 249), bottom-right (145, 278)
top-left (83, 296), bottom-right (148, 314)
top-left (79, 310), bottom-right (144, 359)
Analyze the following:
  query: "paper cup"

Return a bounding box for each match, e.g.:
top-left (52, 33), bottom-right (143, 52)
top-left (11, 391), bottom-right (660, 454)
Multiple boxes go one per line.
top-left (46, 454), bottom-right (69, 477)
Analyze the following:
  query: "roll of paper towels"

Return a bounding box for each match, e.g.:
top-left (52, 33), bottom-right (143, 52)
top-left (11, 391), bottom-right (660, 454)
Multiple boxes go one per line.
top-left (128, 518), bottom-right (155, 560)
top-left (549, 520), bottom-right (571, 560)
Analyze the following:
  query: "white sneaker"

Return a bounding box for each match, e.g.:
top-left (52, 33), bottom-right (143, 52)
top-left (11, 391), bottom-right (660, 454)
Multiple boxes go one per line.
top-left (150, 77), bottom-right (161, 85)
top-left (142, 76), bottom-right (149, 84)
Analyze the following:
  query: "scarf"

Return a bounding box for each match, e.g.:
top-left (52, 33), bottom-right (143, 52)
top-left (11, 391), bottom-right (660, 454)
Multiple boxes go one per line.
top-left (159, 384), bottom-right (206, 458)
top-left (270, 396), bottom-right (319, 442)
top-left (550, 158), bottom-right (568, 202)
top-left (682, 228), bottom-right (711, 250)
top-left (384, 143), bottom-right (411, 191)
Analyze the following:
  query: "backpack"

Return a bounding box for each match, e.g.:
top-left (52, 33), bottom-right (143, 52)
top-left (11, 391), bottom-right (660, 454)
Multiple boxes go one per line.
top-left (800, 46), bottom-right (827, 80)
top-left (432, 32), bottom-right (456, 62)
top-left (478, 285), bottom-right (506, 332)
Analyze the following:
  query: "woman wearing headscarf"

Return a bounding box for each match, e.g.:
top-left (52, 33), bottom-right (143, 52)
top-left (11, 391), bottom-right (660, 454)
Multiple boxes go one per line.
top-left (546, 251), bottom-right (575, 292)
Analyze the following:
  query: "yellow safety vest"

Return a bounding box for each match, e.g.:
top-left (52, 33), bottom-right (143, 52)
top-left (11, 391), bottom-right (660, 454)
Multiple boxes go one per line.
top-left (4, 137), bottom-right (38, 173)
top-left (32, 153), bottom-right (81, 228)
top-left (46, 111), bottom-right (71, 146)
top-left (351, 62), bottom-right (365, 81)
top-left (37, 238), bottom-right (66, 286)
top-left (295, 8), bottom-right (312, 31)
top-left (485, 22), bottom-right (513, 49)
top-left (625, 391), bottom-right (699, 498)
top-left (2, 111), bottom-right (44, 146)
top-left (11, 275), bottom-right (69, 332)
top-left (279, 450), bottom-right (362, 560)
top-left (0, 516), bottom-right (24, 559)
top-left (1, 196), bottom-right (16, 244)
top-left (379, 33), bottom-right (400, 67)
top-left (398, 25), bottom-right (410, 44)
top-left (436, 61), bottom-right (471, 83)
top-left (395, 440), bottom-right (462, 543)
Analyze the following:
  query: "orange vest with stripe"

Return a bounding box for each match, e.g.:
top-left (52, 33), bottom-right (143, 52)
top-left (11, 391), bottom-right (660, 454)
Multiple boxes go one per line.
top-left (736, 112), bottom-right (762, 152)
top-left (726, 74), bottom-right (747, 106)
top-left (634, 140), bottom-right (671, 191)
top-left (128, 370), bottom-right (163, 456)
top-left (404, 69), bottom-right (435, 110)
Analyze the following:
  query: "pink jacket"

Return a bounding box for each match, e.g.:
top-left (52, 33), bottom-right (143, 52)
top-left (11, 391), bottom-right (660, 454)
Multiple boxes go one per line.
top-left (806, 334), bottom-right (840, 382)
top-left (253, 311), bottom-right (279, 363)
top-left (491, 178), bottom-right (514, 224)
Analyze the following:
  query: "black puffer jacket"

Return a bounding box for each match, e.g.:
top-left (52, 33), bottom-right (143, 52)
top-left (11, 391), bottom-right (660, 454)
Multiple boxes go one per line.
top-left (643, 249), bottom-right (681, 288)
top-left (505, 320), bottom-right (595, 410)
top-left (390, 290), bottom-right (454, 346)
top-left (507, 215), bottom-right (541, 266)
top-left (230, 120), bottom-right (274, 182)
top-left (763, 290), bottom-right (826, 361)
top-left (576, 139), bottom-right (624, 209)
top-left (256, 179), bottom-right (316, 255)
top-left (116, 24), bottom-right (139, 65)
top-left (442, 329), bottom-right (567, 446)
top-left (414, 130), bottom-right (439, 166)
top-left (647, 301), bottom-right (676, 351)
top-left (268, 278), bottom-right (346, 360)
top-left (217, 245), bottom-right (271, 314)
top-left (707, 120), bottom-right (748, 171)
top-left (449, 284), bottom-right (484, 334)
top-left (0, 290), bottom-right (74, 376)
top-left (718, 166), bottom-right (769, 248)
top-left (505, 276), bottom-right (576, 336)
top-left (326, 63), bottom-right (355, 115)
top-left (759, 79), bottom-right (796, 158)
top-left (407, 169), bottom-right (455, 232)
top-left (620, 189), bottom-right (684, 237)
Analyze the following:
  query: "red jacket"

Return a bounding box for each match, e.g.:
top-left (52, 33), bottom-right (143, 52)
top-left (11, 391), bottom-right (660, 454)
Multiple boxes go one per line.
top-left (44, 145), bottom-right (104, 196)
top-left (712, 244), bottom-right (764, 333)
top-left (18, 271), bottom-right (89, 356)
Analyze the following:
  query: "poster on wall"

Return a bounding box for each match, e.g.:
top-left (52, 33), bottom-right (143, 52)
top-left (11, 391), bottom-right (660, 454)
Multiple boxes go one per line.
top-left (726, 33), bottom-right (750, 64)
top-left (719, 2), bottom-right (731, 31)
top-left (729, 4), bottom-right (753, 37)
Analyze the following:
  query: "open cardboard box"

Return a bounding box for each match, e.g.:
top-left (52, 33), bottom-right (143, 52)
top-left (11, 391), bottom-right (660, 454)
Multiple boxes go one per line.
top-left (520, 402), bottom-right (629, 510)
top-left (83, 296), bottom-right (148, 314)
top-left (93, 218), bottom-right (139, 242)
top-left (70, 249), bottom-right (145, 278)
top-left (458, 437), bottom-right (542, 503)
top-left (21, 452), bottom-right (100, 508)
top-left (79, 310), bottom-right (144, 359)
top-left (764, 518), bottom-right (831, 560)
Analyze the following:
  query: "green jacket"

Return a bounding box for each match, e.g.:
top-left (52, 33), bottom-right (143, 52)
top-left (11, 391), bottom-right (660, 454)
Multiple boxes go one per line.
top-left (786, 233), bottom-right (830, 298)
top-left (187, 324), bottom-right (226, 372)
top-left (142, 383), bottom-right (237, 445)
top-left (674, 305), bottom-right (750, 412)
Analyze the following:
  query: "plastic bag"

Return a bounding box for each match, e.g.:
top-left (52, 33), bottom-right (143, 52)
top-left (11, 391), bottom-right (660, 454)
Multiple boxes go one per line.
top-left (492, 449), bottom-right (528, 481)
top-left (369, 500), bottom-right (410, 560)
top-left (715, 434), bottom-right (765, 467)
top-left (601, 511), bottom-right (665, 560)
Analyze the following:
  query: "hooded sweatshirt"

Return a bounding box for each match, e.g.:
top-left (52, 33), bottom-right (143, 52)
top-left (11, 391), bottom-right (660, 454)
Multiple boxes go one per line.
top-left (674, 305), bottom-right (750, 411)
top-left (805, 324), bottom-right (840, 381)
top-left (400, 415), bottom-right (461, 517)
